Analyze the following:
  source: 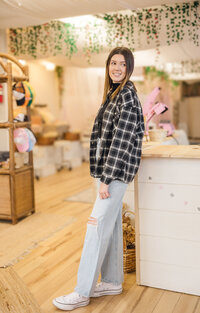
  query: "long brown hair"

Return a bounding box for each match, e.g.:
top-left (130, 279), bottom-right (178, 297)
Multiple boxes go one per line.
top-left (102, 47), bottom-right (136, 103)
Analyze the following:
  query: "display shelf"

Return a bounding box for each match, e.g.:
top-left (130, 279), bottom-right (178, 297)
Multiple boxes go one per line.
top-left (15, 165), bottom-right (33, 173)
top-left (0, 123), bottom-right (12, 128)
top-left (0, 168), bottom-right (9, 174)
top-left (14, 122), bottom-right (31, 128)
top-left (0, 74), bottom-right (8, 82)
top-left (0, 75), bottom-right (29, 83)
top-left (0, 122), bottom-right (31, 128)
top-left (0, 165), bottom-right (33, 175)
top-left (0, 53), bottom-right (35, 224)
top-left (13, 75), bottom-right (29, 82)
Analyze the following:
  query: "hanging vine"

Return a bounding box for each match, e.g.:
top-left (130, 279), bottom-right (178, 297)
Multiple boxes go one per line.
top-left (102, 1), bottom-right (200, 53)
top-left (9, 21), bottom-right (78, 59)
top-left (8, 1), bottom-right (200, 62)
top-left (83, 21), bottom-right (104, 63)
top-left (55, 65), bottom-right (64, 108)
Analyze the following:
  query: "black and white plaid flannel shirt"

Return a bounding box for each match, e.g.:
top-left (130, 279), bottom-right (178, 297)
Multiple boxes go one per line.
top-left (90, 81), bottom-right (144, 185)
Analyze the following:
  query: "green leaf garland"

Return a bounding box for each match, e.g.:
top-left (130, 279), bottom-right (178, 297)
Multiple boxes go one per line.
top-left (9, 21), bottom-right (78, 59)
top-left (8, 1), bottom-right (200, 63)
top-left (102, 1), bottom-right (200, 53)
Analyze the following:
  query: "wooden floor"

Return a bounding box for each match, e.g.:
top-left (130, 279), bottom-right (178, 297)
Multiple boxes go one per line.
top-left (2, 163), bottom-right (200, 312)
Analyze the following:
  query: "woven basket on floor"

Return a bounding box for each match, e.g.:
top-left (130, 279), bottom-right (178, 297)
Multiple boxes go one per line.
top-left (123, 210), bottom-right (136, 273)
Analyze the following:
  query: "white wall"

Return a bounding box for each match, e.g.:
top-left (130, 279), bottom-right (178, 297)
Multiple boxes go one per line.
top-left (0, 83), bottom-right (9, 151)
top-left (185, 97), bottom-right (200, 138)
top-left (0, 29), bottom-right (8, 53)
top-left (28, 62), bottom-right (59, 118)
top-left (0, 29), bottom-right (9, 151)
top-left (60, 66), bottom-right (105, 132)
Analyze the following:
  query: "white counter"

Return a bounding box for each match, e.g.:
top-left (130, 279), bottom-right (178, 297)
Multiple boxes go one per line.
top-left (135, 144), bottom-right (200, 296)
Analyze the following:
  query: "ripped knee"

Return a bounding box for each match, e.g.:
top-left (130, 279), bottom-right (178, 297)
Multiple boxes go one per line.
top-left (87, 216), bottom-right (98, 227)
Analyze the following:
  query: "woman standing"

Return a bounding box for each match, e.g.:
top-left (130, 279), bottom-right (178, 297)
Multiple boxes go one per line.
top-left (53, 47), bottom-right (144, 311)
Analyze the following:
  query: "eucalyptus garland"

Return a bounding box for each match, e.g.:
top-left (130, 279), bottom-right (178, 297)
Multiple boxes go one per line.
top-left (8, 1), bottom-right (200, 62)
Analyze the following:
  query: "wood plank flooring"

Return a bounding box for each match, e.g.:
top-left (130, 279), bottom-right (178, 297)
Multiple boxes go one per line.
top-left (1, 162), bottom-right (200, 312)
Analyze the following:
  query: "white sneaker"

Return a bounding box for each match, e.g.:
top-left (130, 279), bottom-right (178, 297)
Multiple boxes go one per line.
top-left (92, 282), bottom-right (122, 297)
top-left (52, 292), bottom-right (90, 311)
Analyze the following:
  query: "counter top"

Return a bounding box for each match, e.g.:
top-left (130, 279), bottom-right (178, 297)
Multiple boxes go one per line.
top-left (142, 144), bottom-right (200, 159)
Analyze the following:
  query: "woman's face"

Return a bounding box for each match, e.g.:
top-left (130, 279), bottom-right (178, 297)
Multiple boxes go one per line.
top-left (109, 54), bottom-right (126, 83)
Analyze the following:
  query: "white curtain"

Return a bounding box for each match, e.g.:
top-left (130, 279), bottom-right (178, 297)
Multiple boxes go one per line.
top-left (60, 66), bottom-right (105, 132)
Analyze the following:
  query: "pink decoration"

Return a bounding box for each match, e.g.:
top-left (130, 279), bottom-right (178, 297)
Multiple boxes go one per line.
top-left (159, 122), bottom-right (175, 136)
top-left (14, 127), bottom-right (36, 153)
top-left (143, 87), bottom-right (160, 115)
top-left (14, 128), bottom-right (29, 152)
top-left (142, 87), bottom-right (169, 134)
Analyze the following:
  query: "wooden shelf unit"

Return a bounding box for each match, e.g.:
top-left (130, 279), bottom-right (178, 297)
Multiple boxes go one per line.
top-left (0, 53), bottom-right (35, 224)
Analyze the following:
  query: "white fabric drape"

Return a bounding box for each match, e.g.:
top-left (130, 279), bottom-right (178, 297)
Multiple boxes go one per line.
top-left (0, 0), bottom-right (186, 29)
top-left (60, 66), bottom-right (105, 132)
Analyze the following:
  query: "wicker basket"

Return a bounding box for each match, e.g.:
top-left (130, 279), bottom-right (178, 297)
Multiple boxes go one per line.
top-left (123, 210), bottom-right (136, 273)
top-left (148, 129), bottom-right (167, 142)
top-left (37, 136), bottom-right (55, 145)
top-left (64, 132), bottom-right (80, 141)
top-left (123, 245), bottom-right (136, 273)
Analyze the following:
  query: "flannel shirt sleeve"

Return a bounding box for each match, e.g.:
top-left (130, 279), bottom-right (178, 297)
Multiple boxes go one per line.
top-left (100, 90), bottom-right (138, 185)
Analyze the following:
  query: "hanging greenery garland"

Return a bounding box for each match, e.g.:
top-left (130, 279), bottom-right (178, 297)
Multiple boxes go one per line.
top-left (9, 21), bottom-right (78, 59)
top-left (144, 66), bottom-right (180, 88)
top-left (144, 66), bottom-right (169, 81)
top-left (145, 58), bottom-right (200, 86)
top-left (83, 21), bottom-right (104, 63)
top-left (55, 65), bottom-right (64, 108)
top-left (181, 59), bottom-right (200, 73)
top-left (8, 1), bottom-right (200, 62)
top-left (102, 1), bottom-right (200, 52)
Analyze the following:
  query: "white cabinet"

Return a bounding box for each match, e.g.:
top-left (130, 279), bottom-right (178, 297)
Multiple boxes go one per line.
top-left (136, 147), bottom-right (200, 296)
top-left (123, 181), bottom-right (135, 211)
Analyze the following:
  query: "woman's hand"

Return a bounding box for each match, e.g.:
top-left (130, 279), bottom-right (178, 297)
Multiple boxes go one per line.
top-left (99, 182), bottom-right (110, 199)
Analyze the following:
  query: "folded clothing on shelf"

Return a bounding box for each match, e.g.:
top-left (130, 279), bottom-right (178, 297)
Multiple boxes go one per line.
top-left (0, 151), bottom-right (9, 169)
top-left (0, 151), bottom-right (9, 162)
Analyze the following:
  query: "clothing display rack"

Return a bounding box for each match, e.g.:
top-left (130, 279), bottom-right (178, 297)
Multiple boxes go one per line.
top-left (0, 53), bottom-right (35, 224)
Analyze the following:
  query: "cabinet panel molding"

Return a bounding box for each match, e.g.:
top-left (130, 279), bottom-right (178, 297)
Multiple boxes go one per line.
top-left (140, 261), bottom-right (200, 296)
top-left (138, 159), bottom-right (200, 185)
top-left (139, 183), bottom-right (200, 214)
top-left (139, 209), bottom-right (200, 242)
top-left (140, 235), bottom-right (200, 268)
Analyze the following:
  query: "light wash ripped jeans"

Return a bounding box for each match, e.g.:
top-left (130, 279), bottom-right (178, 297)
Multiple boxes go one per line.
top-left (75, 138), bottom-right (128, 297)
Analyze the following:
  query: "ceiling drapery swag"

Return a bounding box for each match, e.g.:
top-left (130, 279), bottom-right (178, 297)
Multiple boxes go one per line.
top-left (8, 1), bottom-right (200, 63)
